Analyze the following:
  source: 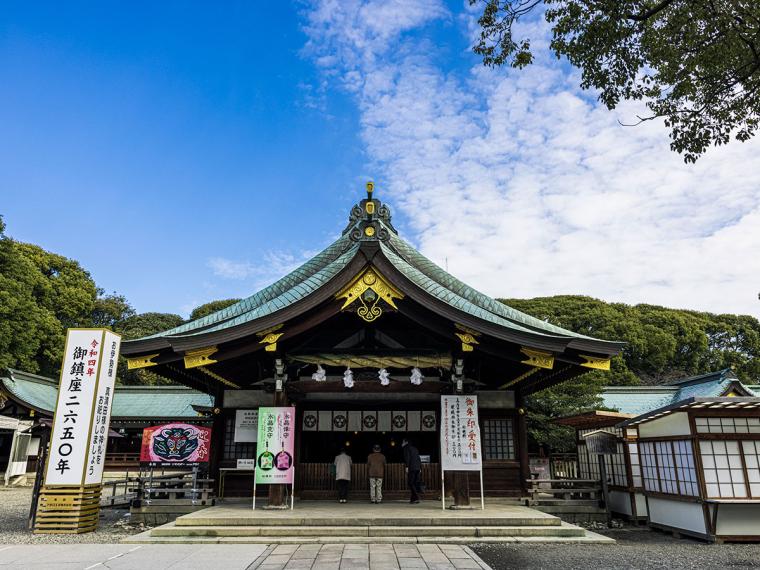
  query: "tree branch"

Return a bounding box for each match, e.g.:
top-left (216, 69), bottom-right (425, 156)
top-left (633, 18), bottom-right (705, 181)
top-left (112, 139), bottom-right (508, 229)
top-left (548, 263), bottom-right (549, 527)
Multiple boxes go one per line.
top-left (627, 0), bottom-right (676, 22)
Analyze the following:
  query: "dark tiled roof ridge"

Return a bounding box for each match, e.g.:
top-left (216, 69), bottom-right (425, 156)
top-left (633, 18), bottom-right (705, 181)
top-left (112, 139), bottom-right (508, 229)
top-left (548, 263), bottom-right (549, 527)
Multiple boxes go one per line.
top-left (664, 368), bottom-right (734, 386)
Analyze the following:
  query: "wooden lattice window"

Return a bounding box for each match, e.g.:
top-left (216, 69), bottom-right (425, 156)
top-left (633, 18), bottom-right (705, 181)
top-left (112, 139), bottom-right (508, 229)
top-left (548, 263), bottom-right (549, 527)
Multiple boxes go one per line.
top-left (223, 416), bottom-right (256, 460)
top-left (483, 419), bottom-right (515, 460)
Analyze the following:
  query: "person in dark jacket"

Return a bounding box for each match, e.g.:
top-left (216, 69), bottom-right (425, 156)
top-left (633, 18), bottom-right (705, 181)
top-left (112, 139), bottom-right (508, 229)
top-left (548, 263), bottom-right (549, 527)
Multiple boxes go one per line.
top-left (401, 438), bottom-right (423, 503)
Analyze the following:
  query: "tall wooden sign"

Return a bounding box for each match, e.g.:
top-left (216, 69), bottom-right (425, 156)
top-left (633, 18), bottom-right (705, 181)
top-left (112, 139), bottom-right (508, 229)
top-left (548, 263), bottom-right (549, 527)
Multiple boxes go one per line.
top-left (34, 328), bottom-right (121, 534)
top-left (440, 395), bottom-right (484, 509)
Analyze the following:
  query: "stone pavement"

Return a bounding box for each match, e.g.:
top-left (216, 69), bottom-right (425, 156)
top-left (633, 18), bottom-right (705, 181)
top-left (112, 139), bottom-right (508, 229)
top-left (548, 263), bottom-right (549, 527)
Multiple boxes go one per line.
top-left (256, 543), bottom-right (490, 569)
top-left (0, 543), bottom-right (492, 569)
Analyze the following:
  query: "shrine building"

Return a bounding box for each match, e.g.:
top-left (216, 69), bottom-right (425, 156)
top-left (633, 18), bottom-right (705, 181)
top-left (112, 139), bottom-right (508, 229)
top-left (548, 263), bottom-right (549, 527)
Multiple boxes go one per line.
top-left (120, 184), bottom-right (623, 502)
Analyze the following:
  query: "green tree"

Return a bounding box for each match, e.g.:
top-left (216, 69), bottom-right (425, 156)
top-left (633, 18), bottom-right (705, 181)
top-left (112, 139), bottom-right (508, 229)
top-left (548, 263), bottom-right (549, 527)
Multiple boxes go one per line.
top-left (92, 292), bottom-right (135, 329)
top-left (189, 298), bottom-right (240, 321)
top-left (0, 223), bottom-right (99, 376)
top-left (501, 295), bottom-right (760, 449)
top-left (0, 217), bottom-right (62, 375)
top-left (114, 312), bottom-right (186, 385)
top-left (0, 218), bottom-right (138, 377)
top-left (471, 1), bottom-right (760, 162)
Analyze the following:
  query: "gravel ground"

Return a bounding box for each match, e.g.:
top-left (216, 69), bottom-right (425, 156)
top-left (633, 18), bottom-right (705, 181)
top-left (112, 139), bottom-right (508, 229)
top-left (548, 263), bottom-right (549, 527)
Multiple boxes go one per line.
top-left (472, 527), bottom-right (760, 570)
top-left (0, 487), bottom-right (143, 544)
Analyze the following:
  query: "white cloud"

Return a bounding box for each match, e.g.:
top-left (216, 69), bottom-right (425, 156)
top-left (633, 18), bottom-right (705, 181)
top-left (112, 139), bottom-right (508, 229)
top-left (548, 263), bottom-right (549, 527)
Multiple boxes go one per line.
top-left (302, 1), bottom-right (760, 316)
top-left (208, 250), bottom-right (317, 288)
top-left (207, 257), bottom-right (257, 280)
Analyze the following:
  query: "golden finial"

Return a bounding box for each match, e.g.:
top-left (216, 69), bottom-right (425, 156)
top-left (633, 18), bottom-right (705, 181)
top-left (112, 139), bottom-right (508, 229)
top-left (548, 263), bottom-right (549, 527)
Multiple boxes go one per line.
top-left (366, 181), bottom-right (374, 197)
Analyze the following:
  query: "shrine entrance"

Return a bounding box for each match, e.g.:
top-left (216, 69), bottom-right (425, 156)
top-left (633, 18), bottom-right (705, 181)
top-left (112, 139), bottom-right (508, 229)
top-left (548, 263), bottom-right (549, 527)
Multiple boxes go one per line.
top-left (121, 183), bottom-right (622, 507)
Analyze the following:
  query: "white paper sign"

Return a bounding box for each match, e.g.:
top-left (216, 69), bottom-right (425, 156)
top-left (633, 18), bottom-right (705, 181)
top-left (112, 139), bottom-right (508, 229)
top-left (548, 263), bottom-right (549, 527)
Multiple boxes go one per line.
top-left (45, 329), bottom-right (121, 486)
top-left (440, 395), bottom-right (482, 472)
top-left (234, 409), bottom-right (259, 443)
top-left (237, 458), bottom-right (256, 469)
top-left (85, 331), bottom-right (121, 484)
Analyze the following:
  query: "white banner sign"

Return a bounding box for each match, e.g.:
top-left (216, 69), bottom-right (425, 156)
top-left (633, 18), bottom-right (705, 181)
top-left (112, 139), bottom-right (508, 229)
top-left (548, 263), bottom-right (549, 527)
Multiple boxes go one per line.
top-left (234, 409), bottom-right (259, 443)
top-left (85, 331), bottom-right (121, 484)
top-left (440, 395), bottom-right (482, 472)
top-left (45, 329), bottom-right (121, 486)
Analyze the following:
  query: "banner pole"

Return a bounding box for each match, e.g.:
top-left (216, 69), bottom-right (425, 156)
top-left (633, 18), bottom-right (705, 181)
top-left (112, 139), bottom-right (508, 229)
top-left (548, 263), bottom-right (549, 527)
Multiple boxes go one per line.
top-left (252, 478), bottom-right (257, 510)
top-left (441, 466), bottom-right (445, 511)
top-left (479, 467), bottom-right (485, 510)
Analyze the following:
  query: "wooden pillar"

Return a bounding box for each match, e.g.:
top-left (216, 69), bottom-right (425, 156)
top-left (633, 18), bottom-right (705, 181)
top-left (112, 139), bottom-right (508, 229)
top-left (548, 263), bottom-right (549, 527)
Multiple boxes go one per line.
top-left (453, 472), bottom-right (470, 506)
top-left (208, 386), bottom-right (225, 496)
top-left (516, 393), bottom-right (530, 496)
top-left (28, 426), bottom-right (50, 529)
top-left (267, 389), bottom-right (288, 507)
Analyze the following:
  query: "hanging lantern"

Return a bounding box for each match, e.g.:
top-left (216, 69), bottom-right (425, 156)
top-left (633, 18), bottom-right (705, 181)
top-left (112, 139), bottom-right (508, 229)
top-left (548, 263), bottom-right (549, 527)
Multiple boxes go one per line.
top-left (343, 367), bottom-right (355, 388)
top-left (311, 364), bottom-right (327, 382)
top-left (410, 367), bottom-right (423, 386)
top-left (378, 368), bottom-right (390, 386)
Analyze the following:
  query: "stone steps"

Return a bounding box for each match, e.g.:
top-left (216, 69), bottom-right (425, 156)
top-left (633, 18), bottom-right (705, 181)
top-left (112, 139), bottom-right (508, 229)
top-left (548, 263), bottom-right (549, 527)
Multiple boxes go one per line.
top-left (125, 530), bottom-right (614, 545)
top-left (151, 522), bottom-right (586, 538)
top-left (175, 515), bottom-right (561, 527)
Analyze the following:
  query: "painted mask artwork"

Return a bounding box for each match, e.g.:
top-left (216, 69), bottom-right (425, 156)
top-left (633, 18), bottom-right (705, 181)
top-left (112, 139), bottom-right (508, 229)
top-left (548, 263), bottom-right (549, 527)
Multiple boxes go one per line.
top-left (140, 423), bottom-right (212, 466)
top-left (152, 427), bottom-right (199, 460)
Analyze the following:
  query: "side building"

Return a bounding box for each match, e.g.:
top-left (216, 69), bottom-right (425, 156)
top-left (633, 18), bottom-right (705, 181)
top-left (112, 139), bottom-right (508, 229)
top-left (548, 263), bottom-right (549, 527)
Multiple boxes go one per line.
top-left (558, 369), bottom-right (760, 542)
top-left (0, 368), bottom-right (213, 483)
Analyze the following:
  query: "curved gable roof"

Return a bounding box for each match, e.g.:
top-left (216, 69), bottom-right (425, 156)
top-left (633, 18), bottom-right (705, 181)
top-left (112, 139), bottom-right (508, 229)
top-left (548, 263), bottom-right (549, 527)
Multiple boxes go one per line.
top-left (122, 194), bottom-right (623, 357)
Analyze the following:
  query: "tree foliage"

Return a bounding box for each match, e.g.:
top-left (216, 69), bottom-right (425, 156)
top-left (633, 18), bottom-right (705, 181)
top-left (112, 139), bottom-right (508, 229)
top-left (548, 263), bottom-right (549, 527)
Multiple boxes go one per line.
top-left (114, 312), bottom-right (185, 385)
top-left (189, 298), bottom-right (241, 321)
top-left (471, 0), bottom-right (760, 162)
top-left (500, 295), bottom-right (760, 450)
top-left (0, 220), bottom-right (99, 376)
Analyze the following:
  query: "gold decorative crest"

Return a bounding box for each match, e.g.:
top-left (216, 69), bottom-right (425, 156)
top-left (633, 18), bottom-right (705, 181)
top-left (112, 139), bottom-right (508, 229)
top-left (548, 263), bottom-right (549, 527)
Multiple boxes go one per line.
top-left (183, 346), bottom-right (218, 369)
top-left (579, 354), bottom-right (611, 371)
top-left (126, 353), bottom-right (159, 370)
top-left (336, 267), bottom-right (404, 322)
top-left (259, 332), bottom-right (284, 352)
top-left (455, 332), bottom-right (479, 352)
top-left (520, 347), bottom-right (555, 369)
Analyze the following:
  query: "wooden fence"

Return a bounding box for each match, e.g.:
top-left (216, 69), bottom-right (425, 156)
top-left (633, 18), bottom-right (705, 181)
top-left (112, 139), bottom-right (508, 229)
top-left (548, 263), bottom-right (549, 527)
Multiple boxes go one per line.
top-left (297, 463), bottom-right (440, 492)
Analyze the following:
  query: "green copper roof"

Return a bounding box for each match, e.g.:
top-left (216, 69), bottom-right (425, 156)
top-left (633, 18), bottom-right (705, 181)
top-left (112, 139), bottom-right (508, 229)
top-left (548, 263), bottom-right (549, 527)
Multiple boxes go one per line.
top-left (601, 369), bottom-right (757, 415)
top-left (1, 369), bottom-right (213, 419)
top-left (142, 234), bottom-right (357, 340)
top-left (123, 194), bottom-right (622, 355)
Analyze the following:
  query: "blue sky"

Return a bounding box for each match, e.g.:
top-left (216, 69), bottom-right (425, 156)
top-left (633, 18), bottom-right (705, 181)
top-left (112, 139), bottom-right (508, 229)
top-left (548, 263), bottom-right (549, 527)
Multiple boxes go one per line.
top-left (2, 1), bottom-right (760, 317)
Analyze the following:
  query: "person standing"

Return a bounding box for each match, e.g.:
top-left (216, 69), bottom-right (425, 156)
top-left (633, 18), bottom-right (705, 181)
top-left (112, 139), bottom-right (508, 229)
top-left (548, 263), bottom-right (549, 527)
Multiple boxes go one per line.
top-left (334, 448), bottom-right (352, 503)
top-left (367, 444), bottom-right (386, 504)
top-left (402, 438), bottom-right (422, 504)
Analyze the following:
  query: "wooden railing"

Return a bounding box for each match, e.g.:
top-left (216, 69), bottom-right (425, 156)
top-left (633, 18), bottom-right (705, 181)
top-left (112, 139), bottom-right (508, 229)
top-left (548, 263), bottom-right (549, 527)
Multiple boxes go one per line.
top-left (549, 454), bottom-right (579, 479)
top-left (298, 463), bottom-right (440, 492)
top-left (133, 472), bottom-right (215, 507)
top-left (525, 478), bottom-right (602, 505)
top-left (104, 452), bottom-right (140, 468)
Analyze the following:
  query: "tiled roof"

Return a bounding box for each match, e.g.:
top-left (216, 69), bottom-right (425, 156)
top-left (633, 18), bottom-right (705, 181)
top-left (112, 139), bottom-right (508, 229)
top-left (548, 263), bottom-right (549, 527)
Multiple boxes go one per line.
top-left (1, 369), bottom-right (213, 419)
top-left (126, 196), bottom-right (619, 351)
top-left (601, 369), bottom-right (757, 416)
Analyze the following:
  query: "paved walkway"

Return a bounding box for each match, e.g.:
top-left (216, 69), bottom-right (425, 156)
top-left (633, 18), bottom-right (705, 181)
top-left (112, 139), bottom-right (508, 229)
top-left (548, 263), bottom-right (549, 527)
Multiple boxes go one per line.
top-left (0, 543), bottom-right (491, 569)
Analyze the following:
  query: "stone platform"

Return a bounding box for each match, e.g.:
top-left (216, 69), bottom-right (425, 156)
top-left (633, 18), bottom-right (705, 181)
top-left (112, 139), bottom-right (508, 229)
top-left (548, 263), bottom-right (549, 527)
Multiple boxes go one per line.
top-left (124, 500), bottom-right (614, 544)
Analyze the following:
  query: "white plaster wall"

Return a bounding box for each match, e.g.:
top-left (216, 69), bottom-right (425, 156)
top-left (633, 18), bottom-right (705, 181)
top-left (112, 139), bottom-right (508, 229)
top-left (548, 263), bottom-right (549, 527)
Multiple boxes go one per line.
top-left (715, 504), bottom-right (760, 536)
top-left (647, 497), bottom-right (706, 534)
top-left (639, 412), bottom-right (692, 438)
top-left (609, 490), bottom-right (632, 516)
top-left (635, 493), bottom-right (648, 517)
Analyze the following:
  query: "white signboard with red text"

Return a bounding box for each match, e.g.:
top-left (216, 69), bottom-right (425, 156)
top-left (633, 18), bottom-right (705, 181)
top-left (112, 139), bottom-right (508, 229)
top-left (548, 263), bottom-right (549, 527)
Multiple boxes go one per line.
top-left (440, 395), bottom-right (482, 471)
top-left (44, 329), bottom-right (121, 486)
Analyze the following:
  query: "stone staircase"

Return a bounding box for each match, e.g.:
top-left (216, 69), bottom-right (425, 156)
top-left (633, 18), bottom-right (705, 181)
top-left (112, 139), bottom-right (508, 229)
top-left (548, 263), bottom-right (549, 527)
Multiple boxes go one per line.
top-left (123, 501), bottom-right (614, 544)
